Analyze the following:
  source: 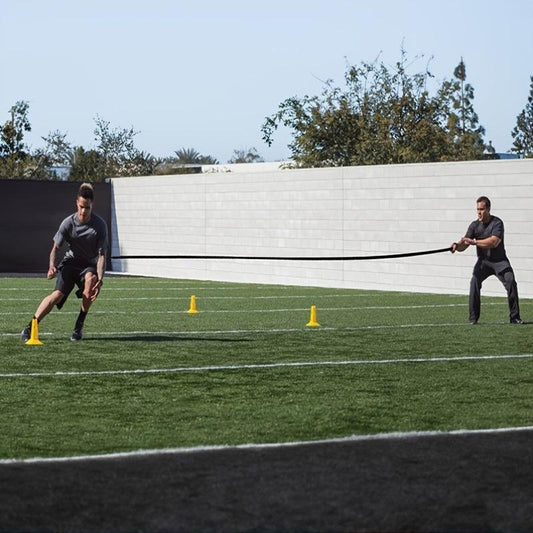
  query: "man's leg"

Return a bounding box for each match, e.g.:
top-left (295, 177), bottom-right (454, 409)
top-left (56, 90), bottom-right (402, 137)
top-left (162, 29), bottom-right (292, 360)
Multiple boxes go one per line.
top-left (469, 261), bottom-right (491, 324)
top-left (21, 258), bottom-right (70, 342)
top-left (21, 290), bottom-right (66, 341)
top-left (71, 271), bottom-right (98, 341)
top-left (497, 267), bottom-right (521, 322)
top-left (35, 290), bottom-right (66, 321)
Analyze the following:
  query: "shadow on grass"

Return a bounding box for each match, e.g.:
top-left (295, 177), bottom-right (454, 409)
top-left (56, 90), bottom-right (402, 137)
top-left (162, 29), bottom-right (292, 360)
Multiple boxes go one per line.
top-left (473, 320), bottom-right (532, 326)
top-left (86, 335), bottom-right (253, 343)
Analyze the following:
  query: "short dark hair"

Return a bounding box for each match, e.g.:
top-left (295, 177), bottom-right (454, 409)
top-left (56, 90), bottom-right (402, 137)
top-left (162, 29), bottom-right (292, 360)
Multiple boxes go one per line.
top-left (78, 183), bottom-right (94, 202)
top-left (476, 196), bottom-right (491, 210)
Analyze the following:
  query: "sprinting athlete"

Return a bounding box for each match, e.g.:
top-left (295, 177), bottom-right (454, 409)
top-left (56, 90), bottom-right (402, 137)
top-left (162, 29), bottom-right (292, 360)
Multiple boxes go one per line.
top-left (21, 182), bottom-right (108, 341)
top-left (451, 196), bottom-right (522, 325)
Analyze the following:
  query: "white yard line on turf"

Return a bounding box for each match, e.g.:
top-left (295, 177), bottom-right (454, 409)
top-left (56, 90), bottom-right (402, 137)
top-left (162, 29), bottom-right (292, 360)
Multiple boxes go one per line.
top-left (0, 286), bottom-right (297, 292)
top-left (0, 320), bottom-right (521, 337)
top-left (1, 425), bottom-right (532, 465)
top-left (0, 286), bottom-right (330, 291)
top-left (0, 294), bottom-right (414, 301)
top-left (0, 304), bottom-right (470, 316)
top-left (0, 353), bottom-right (531, 379)
top-left (1, 303), bottom-right (502, 312)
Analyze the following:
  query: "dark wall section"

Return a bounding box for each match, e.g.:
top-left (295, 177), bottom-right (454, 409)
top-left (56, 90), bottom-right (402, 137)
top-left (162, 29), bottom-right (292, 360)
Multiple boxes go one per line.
top-left (0, 180), bottom-right (112, 273)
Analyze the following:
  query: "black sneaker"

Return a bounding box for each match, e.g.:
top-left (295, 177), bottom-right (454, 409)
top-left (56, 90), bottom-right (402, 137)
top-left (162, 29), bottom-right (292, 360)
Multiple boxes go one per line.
top-left (510, 318), bottom-right (524, 324)
top-left (70, 326), bottom-right (83, 341)
top-left (469, 319), bottom-right (478, 325)
top-left (21, 324), bottom-right (31, 342)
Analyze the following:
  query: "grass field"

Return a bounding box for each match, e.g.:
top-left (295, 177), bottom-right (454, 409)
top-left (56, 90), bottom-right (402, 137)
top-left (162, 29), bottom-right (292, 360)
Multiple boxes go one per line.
top-left (1, 275), bottom-right (532, 461)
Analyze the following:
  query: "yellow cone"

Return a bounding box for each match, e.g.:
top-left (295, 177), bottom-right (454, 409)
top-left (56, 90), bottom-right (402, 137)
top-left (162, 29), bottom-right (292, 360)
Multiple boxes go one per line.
top-left (25, 318), bottom-right (43, 345)
top-left (187, 295), bottom-right (199, 314)
top-left (306, 305), bottom-right (320, 327)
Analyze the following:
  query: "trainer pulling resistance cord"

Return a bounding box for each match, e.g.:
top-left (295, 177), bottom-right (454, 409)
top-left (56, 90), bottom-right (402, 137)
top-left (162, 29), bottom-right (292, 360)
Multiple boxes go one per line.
top-left (112, 246), bottom-right (452, 261)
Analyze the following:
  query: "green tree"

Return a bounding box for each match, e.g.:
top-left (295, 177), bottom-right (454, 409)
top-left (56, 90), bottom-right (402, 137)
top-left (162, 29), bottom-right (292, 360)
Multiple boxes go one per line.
top-left (128, 150), bottom-right (161, 176)
top-left (511, 76), bottom-right (533, 157)
top-left (93, 116), bottom-right (139, 178)
top-left (174, 147), bottom-right (219, 165)
top-left (153, 148), bottom-right (219, 175)
top-left (262, 50), bottom-right (486, 167)
top-left (41, 130), bottom-right (73, 166)
top-left (261, 83), bottom-right (362, 167)
top-left (88, 116), bottom-right (158, 179)
top-left (0, 106), bottom-right (159, 180)
top-left (228, 147), bottom-right (264, 163)
top-left (0, 101), bottom-right (32, 177)
top-left (69, 146), bottom-right (106, 182)
top-left (439, 58), bottom-right (486, 160)
top-left (30, 130), bottom-right (74, 179)
top-left (174, 147), bottom-right (202, 164)
top-left (349, 51), bottom-right (451, 165)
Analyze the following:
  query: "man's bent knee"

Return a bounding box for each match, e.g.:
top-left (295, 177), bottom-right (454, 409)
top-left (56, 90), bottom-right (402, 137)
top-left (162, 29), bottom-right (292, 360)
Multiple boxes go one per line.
top-left (51, 290), bottom-right (65, 305)
top-left (83, 272), bottom-right (98, 298)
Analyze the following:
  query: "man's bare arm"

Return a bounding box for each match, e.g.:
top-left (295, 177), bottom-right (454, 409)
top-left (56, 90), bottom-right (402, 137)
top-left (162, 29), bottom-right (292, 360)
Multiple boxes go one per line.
top-left (47, 243), bottom-right (60, 279)
top-left (96, 251), bottom-right (106, 284)
top-left (88, 251), bottom-right (106, 302)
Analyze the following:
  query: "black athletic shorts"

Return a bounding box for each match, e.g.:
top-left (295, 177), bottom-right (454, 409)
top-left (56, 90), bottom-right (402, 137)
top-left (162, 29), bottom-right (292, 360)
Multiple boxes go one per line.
top-left (55, 259), bottom-right (97, 310)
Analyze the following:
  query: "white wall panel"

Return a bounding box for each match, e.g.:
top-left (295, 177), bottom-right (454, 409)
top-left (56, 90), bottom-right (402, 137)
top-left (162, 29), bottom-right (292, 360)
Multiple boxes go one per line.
top-left (110, 159), bottom-right (533, 298)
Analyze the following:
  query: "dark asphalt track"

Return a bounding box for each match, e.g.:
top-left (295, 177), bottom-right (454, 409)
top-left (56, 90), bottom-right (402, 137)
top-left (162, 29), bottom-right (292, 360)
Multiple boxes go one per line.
top-left (1, 429), bottom-right (532, 532)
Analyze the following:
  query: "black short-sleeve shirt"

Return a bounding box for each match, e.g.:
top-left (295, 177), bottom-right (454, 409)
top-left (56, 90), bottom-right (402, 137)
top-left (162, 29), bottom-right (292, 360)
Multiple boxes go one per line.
top-left (465, 215), bottom-right (507, 262)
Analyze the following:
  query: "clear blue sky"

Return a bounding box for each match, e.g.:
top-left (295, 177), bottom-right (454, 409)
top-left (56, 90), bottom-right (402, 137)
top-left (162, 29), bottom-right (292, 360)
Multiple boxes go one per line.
top-left (2, 0), bottom-right (532, 163)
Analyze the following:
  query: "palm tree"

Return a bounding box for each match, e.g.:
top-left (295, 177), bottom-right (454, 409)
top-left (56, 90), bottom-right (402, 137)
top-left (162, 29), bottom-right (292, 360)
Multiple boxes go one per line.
top-left (174, 147), bottom-right (219, 165)
top-left (174, 147), bottom-right (202, 164)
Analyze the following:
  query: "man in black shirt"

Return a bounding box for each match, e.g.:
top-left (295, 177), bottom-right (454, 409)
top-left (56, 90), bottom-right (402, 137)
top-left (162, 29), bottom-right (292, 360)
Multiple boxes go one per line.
top-left (451, 196), bottom-right (522, 325)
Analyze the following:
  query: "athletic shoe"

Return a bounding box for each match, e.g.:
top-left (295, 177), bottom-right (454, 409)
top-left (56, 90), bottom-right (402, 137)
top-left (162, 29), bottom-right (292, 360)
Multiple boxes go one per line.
top-left (469, 319), bottom-right (478, 325)
top-left (70, 326), bottom-right (83, 341)
top-left (21, 324), bottom-right (31, 342)
top-left (510, 318), bottom-right (524, 324)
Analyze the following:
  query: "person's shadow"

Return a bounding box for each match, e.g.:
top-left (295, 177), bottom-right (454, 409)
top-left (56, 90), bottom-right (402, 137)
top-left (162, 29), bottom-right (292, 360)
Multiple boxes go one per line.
top-left (87, 335), bottom-right (253, 343)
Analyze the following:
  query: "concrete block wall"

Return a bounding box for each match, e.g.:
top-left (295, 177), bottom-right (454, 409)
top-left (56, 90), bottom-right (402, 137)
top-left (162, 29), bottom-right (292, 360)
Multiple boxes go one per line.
top-left (110, 159), bottom-right (533, 298)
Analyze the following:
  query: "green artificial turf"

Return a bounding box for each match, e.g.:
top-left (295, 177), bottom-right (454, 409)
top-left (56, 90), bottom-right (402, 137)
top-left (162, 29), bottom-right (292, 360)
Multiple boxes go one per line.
top-left (1, 275), bottom-right (531, 459)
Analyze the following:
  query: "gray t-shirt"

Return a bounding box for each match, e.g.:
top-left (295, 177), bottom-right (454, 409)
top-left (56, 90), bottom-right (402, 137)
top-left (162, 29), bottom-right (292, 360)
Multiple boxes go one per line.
top-left (54, 212), bottom-right (108, 266)
top-left (465, 215), bottom-right (507, 262)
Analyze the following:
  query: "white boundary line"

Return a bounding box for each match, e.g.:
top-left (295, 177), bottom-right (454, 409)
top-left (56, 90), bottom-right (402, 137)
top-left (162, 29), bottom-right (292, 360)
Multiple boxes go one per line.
top-left (0, 302), bottom-right (479, 310)
top-left (0, 303), bottom-right (480, 315)
top-left (0, 303), bottom-right (481, 317)
top-left (2, 425), bottom-right (532, 465)
top-left (0, 320), bottom-right (522, 337)
top-left (1, 353), bottom-right (531, 379)
top-left (0, 287), bottom-right (251, 291)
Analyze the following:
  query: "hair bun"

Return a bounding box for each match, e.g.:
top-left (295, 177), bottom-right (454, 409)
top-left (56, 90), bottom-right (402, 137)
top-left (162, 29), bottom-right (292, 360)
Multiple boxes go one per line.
top-left (78, 182), bottom-right (94, 201)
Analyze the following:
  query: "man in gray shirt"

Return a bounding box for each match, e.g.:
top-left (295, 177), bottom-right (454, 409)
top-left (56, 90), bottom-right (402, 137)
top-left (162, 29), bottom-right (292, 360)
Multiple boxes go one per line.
top-left (451, 196), bottom-right (522, 325)
top-left (22, 183), bottom-right (108, 341)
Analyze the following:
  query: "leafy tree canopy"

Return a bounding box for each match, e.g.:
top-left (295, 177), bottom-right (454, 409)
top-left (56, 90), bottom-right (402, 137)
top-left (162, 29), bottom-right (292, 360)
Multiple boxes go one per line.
top-left (511, 76), bottom-right (533, 158)
top-left (228, 147), bottom-right (264, 164)
top-left (262, 49), bottom-right (487, 167)
top-left (0, 101), bottom-right (32, 177)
